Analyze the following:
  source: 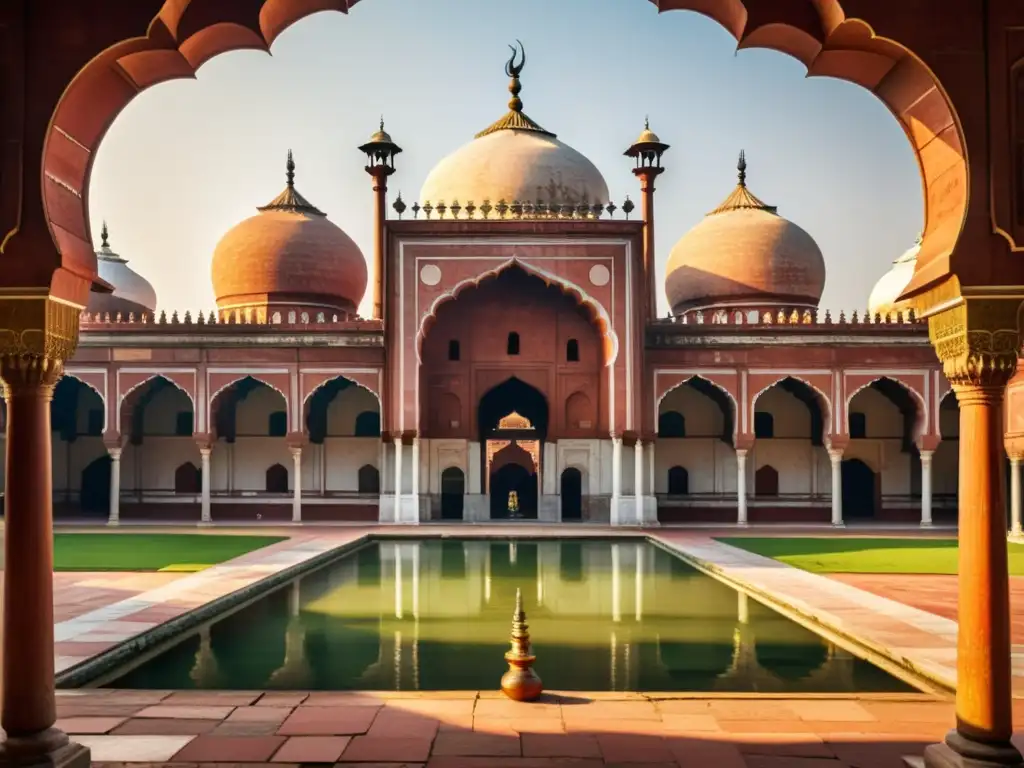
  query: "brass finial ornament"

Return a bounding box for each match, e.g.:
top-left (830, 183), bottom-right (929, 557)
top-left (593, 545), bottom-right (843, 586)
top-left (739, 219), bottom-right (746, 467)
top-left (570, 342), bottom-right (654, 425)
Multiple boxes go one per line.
top-left (707, 150), bottom-right (778, 217)
top-left (258, 151), bottom-right (326, 217)
top-left (476, 42), bottom-right (555, 138)
top-left (100, 220), bottom-right (110, 249)
top-left (501, 588), bottom-right (543, 701)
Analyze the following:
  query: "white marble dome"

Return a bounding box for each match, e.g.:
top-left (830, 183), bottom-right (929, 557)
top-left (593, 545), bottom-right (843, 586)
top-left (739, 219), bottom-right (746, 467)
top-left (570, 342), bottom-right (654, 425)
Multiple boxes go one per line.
top-left (88, 224), bottom-right (157, 316)
top-left (420, 129), bottom-right (610, 211)
top-left (868, 237), bottom-right (922, 319)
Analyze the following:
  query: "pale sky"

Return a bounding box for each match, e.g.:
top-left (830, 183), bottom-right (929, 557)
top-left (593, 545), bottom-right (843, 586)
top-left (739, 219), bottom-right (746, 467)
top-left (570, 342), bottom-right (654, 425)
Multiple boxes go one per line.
top-left (87, 0), bottom-right (923, 318)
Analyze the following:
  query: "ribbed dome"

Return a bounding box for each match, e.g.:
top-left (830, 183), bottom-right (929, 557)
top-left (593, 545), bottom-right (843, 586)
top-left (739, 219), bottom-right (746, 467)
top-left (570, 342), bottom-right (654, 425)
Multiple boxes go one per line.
top-left (211, 152), bottom-right (367, 316)
top-left (868, 237), bottom-right (922, 318)
top-left (87, 223), bottom-right (158, 316)
top-left (419, 42), bottom-right (609, 213)
top-left (665, 152), bottom-right (825, 314)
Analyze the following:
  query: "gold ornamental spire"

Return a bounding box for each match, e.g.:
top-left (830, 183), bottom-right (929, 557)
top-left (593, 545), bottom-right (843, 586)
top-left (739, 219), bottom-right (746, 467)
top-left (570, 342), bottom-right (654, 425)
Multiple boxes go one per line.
top-left (500, 588), bottom-right (543, 701)
top-left (475, 41), bottom-right (556, 139)
top-left (708, 150), bottom-right (778, 216)
top-left (258, 149), bottom-right (326, 217)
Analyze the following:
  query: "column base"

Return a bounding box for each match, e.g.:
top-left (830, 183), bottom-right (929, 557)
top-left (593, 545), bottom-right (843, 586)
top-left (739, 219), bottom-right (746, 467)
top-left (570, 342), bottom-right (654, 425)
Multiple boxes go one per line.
top-left (105, 519), bottom-right (119, 527)
top-left (831, 522), bottom-right (846, 528)
top-left (921, 521), bottom-right (935, 528)
top-left (197, 520), bottom-right (214, 528)
top-left (914, 731), bottom-right (1024, 768)
top-left (0, 730), bottom-right (90, 768)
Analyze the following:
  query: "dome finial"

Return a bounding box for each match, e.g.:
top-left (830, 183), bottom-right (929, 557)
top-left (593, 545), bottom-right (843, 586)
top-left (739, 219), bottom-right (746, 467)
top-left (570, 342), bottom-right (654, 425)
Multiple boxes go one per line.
top-left (286, 149), bottom-right (295, 188)
top-left (737, 150), bottom-right (747, 187)
top-left (475, 42), bottom-right (554, 138)
top-left (506, 40), bottom-right (526, 113)
top-left (100, 220), bottom-right (109, 248)
top-left (379, 115), bottom-right (385, 132)
top-left (644, 115), bottom-right (650, 131)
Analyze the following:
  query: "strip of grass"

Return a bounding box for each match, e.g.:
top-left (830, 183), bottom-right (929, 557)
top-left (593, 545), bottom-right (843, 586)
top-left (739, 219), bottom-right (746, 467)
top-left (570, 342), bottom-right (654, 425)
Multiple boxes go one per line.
top-left (52, 533), bottom-right (286, 572)
top-left (717, 536), bottom-right (1024, 576)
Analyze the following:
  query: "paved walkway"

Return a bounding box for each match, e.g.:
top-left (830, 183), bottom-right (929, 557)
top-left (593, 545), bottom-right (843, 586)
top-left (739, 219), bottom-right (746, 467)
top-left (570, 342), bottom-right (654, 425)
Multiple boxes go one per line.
top-left (59, 688), bottom-right (967, 767)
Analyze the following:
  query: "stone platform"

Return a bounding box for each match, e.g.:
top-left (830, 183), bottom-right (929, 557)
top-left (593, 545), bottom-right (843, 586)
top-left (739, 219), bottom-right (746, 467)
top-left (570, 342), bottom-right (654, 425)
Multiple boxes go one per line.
top-left (59, 688), bottom-right (969, 767)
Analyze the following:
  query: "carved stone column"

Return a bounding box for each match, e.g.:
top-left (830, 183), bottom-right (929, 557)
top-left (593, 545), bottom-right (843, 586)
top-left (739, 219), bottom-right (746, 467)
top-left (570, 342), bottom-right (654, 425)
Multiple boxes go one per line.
top-left (923, 299), bottom-right (1023, 768)
top-left (828, 448), bottom-right (844, 527)
top-left (0, 297), bottom-right (90, 768)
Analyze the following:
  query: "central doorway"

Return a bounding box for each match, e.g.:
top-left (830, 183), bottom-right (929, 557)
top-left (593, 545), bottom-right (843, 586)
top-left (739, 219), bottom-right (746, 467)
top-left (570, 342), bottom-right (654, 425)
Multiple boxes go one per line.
top-left (477, 377), bottom-right (548, 520)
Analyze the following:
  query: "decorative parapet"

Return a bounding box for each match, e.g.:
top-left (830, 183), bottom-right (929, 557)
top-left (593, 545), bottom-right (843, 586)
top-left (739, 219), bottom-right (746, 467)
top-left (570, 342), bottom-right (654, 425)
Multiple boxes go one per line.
top-left (652, 307), bottom-right (922, 329)
top-left (391, 194), bottom-right (637, 221)
top-left (79, 309), bottom-right (384, 333)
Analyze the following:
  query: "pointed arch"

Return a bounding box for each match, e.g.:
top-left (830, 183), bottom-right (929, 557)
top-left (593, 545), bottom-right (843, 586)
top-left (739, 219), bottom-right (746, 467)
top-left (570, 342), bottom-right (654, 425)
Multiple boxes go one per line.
top-left (209, 375), bottom-right (288, 413)
top-left (416, 258), bottom-right (618, 366)
top-left (750, 376), bottom-right (833, 443)
top-left (844, 376), bottom-right (927, 443)
top-left (116, 374), bottom-right (195, 435)
top-left (656, 375), bottom-right (738, 444)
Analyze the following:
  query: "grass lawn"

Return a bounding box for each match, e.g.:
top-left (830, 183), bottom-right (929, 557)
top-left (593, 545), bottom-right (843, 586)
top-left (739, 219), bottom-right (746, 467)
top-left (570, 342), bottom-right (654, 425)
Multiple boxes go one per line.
top-left (717, 536), bottom-right (1024, 576)
top-left (51, 533), bottom-right (287, 572)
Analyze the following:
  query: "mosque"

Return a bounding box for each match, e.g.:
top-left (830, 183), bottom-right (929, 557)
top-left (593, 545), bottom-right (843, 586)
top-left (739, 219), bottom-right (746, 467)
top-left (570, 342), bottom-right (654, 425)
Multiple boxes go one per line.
top-left (41, 44), bottom-right (979, 528)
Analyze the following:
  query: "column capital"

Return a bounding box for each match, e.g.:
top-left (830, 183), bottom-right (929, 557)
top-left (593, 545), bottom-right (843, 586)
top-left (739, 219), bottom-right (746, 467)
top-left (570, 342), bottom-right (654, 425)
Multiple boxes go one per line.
top-left (102, 432), bottom-right (123, 452)
top-left (735, 447), bottom-right (749, 459)
top-left (0, 294), bottom-right (81, 397)
top-left (928, 296), bottom-right (1021, 390)
top-left (285, 431), bottom-right (307, 451)
top-left (919, 448), bottom-right (935, 462)
top-left (609, 432), bottom-right (624, 444)
top-left (827, 447), bottom-right (844, 462)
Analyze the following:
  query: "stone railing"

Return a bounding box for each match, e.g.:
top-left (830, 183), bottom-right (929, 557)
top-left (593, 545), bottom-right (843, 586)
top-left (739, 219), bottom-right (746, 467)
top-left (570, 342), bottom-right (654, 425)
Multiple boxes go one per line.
top-left (80, 310), bottom-right (384, 332)
top-left (652, 307), bottom-right (922, 329)
top-left (390, 195), bottom-right (638, 221)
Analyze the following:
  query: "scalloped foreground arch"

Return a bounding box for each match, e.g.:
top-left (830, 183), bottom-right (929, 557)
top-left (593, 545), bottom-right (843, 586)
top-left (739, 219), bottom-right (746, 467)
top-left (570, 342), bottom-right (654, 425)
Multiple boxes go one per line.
top-left (656, 374), bottom-right (740, 442)
top-left (40, 0), bottom-right (965, 300)
top-left (750, 375), bottom-right (834, 437)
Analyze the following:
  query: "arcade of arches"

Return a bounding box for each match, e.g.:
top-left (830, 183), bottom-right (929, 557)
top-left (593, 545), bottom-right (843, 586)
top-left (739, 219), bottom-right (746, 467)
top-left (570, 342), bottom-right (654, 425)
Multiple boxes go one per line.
top-left (7, 3), bottom-right (1024, 768)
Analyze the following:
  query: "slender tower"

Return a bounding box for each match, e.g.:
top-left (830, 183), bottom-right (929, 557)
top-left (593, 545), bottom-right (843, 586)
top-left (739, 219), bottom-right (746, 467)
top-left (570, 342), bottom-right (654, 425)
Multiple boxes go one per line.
top-left (624, 119), bottom-right (670, 321)
top-left (358, 119), bottom-right (402, 320)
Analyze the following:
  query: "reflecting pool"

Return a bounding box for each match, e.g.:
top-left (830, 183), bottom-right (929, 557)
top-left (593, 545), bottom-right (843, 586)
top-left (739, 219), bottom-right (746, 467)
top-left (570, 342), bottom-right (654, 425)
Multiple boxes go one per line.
top-left (104, 539), bottom-right (915, 692)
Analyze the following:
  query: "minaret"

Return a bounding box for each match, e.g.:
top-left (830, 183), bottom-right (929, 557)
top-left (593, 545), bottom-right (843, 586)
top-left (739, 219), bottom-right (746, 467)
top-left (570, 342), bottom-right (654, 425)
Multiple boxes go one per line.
top-left (624, 119), bottom-right (670, 321)
top-left (359, 119), bottom-right (402, 320)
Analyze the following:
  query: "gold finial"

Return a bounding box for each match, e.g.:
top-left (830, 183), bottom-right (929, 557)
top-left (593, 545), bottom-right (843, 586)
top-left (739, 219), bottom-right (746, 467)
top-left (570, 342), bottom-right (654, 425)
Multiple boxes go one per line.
top-left (380, 115), bottom-right (385, 132)
top-left (737, 149), bottom-right (747, 187)
top-left (100, 220), bottom-right (109, 248)
top-left (506, 40), bottom-right (526, 113)
top-left (286, 149), bottom-right (296, 188)
top-left (500, 588), bottom-right (543, 701)
top-left (475, 42), bottom-right (554, 138)
top-left (644, 115), bottom-right (650, 131)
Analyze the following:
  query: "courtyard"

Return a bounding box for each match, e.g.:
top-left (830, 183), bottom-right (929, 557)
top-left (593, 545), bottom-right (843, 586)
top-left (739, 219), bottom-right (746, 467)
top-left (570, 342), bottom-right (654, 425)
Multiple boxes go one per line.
top-left (18, 523), bottom-right (1020, 765)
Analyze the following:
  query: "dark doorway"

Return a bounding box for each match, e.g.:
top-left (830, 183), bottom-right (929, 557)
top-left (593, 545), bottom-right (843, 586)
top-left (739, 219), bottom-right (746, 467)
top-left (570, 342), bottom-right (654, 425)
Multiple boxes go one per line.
top-left (174, 462), bottom-right (201, 494)
top-left (477, 377), bottom-right (549, 442)
top-left (80, 455), bottom-right (112, 513)
top-left (842, 459), bottom-right (877, 519)
top-left (441, 467), bottom-right (465, 520)
top-left (560, 467), bottom-right (583, 521)
top-left (266, 463), bottom-right (289, 493)
top-left (668, 466), bottom-right (689, 495)
top-left (755, 465), bottom-right (779, 496)
top-left (490, 463), bottom-right (537, 519)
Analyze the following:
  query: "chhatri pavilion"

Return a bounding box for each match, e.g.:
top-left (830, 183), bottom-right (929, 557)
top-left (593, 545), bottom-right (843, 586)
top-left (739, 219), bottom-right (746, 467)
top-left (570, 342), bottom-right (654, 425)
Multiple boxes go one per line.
top-left (29, 45), bottom-right (1016, 531)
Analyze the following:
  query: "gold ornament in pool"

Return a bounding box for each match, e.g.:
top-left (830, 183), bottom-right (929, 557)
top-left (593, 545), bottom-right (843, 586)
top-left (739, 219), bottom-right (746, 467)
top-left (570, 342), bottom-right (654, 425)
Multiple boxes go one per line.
top-left (501, 587), bottom-right (543, 701)
top-left (507, 490), bottom-right (520, 518)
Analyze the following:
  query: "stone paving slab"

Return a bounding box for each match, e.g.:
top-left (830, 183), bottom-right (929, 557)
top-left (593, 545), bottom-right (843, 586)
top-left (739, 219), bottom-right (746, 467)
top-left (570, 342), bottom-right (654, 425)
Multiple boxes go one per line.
top-left (58, 689), bottom-right (969, 766)
top-left (650, 532), bottom-right (1024, 697)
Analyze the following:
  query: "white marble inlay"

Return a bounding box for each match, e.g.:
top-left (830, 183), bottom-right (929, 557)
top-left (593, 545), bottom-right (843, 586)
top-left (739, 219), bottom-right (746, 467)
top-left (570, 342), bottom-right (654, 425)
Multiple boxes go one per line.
top-left (420, 264), bottom-right (442, 286)
top-left (589, 264), bottom-right (610, 287)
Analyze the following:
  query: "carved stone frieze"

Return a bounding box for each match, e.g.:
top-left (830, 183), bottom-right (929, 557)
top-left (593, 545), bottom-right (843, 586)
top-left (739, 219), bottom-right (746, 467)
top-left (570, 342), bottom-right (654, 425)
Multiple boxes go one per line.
top-left (0, 295), bottom-right (82, 395)
top-left (927, 297), bottom-right (1023, 388)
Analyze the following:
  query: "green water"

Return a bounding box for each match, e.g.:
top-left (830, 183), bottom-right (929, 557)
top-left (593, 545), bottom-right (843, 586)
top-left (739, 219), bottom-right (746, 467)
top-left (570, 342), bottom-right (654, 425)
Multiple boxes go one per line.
top-left (105, 539), bottom-right (915, 692)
